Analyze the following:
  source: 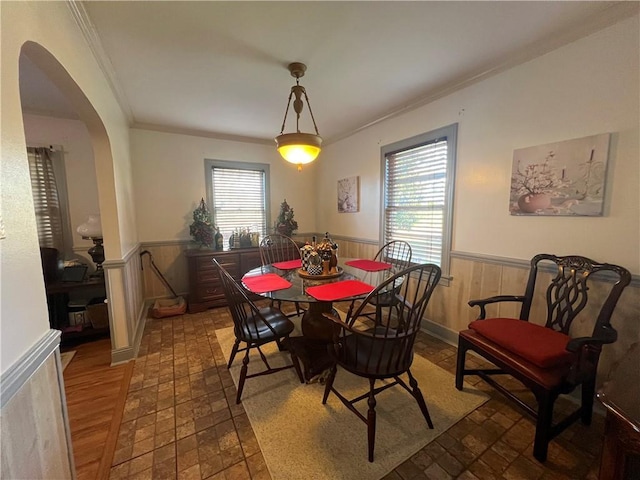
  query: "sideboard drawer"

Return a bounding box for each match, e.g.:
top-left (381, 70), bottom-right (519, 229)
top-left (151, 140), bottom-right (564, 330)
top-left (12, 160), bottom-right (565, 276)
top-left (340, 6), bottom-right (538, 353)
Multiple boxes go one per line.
top-left (196, 262), bottom-right (238, 283)
top-left (186, 247), bottom-right (260, 313)
top-left (196, 284), bottom-right (225, 302)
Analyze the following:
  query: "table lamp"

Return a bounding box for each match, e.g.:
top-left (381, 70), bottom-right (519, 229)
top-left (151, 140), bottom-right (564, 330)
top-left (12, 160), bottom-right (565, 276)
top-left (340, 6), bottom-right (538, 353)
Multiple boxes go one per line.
top-left (77, 214), bottom-right (104, 277)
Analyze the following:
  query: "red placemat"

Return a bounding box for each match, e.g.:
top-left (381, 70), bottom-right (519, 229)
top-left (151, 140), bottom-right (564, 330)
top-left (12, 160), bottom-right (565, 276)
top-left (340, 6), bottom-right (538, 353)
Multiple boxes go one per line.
top-left (345, 259), bottom-right (392, 272)
top-left (242, 273), bottom-right (292, 293)
top-left (272, 259), bottom-right (302, 270)
top-left (306, 280), bottom-right (375, 302)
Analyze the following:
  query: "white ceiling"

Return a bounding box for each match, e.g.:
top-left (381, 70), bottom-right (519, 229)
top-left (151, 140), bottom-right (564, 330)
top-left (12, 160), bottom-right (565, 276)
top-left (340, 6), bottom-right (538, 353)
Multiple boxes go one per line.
top-left (19, 1), bottom-right (636, 145)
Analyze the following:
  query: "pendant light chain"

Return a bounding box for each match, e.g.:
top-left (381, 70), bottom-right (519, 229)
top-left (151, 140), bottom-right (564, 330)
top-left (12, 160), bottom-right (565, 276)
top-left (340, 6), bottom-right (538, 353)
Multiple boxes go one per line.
top-left (279, 90), bottom-right (295, 136)
top-left (303, 89), bottom-right (320, 136)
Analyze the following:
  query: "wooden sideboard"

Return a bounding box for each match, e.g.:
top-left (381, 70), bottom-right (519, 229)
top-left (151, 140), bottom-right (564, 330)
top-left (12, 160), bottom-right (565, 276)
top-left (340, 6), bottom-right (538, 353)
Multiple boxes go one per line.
top-left (185, 247), bottom-right (262, 313)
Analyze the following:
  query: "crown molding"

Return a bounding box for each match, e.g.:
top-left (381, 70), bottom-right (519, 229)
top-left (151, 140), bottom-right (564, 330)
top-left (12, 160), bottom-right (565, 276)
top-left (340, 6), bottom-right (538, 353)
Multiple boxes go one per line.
top-left (131, 122), bottom-right (273, 146)
top-left (326, 2), bottom-right (640, 145)
top-left (66, 0), bottom-right (134, 123)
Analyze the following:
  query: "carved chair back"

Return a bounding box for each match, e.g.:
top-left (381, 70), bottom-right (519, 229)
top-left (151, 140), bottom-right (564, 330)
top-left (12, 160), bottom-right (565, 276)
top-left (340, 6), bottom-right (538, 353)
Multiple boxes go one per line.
top-left (519, 254), bottom-right (631, 339)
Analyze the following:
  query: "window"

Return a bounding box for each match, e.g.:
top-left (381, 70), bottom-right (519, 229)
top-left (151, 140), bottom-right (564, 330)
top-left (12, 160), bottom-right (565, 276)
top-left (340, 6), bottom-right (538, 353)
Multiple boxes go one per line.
top-left (205, 160), bottom-right (270, 242)
top-left (381, 124), bottom-right (457, 278)
top-left (27, 146), bottom-right (73, 257)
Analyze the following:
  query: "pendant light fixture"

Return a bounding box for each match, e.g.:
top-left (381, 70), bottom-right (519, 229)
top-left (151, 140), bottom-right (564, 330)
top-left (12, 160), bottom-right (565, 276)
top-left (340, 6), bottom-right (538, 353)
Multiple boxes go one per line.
top-left (275, 62), bottom-right (322, 171)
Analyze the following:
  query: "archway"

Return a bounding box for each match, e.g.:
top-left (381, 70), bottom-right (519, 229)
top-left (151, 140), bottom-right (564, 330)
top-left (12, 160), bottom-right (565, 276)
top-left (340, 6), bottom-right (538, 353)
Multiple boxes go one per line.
top-left (18, 41), bottom-right (130, 355)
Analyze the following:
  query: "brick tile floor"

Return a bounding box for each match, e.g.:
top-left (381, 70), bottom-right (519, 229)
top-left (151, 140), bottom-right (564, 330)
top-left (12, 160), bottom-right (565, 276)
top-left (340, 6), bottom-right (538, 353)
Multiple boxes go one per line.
top-left (109, 304), bottom-right (605, 479)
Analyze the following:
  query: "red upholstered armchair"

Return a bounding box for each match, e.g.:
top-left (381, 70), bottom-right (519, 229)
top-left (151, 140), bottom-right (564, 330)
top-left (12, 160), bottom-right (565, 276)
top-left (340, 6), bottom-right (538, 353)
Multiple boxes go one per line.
top-left (455, 254), bottom-right (631, 462)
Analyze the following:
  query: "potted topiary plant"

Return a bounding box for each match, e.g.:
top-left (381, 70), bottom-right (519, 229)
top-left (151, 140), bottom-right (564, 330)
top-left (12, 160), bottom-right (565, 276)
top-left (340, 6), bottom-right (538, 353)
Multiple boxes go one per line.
top-left (275, 199), bottom-right (298, 237)
top-left (189, 198), bottom-right (215, 248)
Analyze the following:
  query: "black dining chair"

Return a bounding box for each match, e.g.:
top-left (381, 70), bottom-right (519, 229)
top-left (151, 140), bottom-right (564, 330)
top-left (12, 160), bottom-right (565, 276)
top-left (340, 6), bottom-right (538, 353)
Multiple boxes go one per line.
top-left (213, 259), bottom-right (304, 404)
top-left (259, 234), bottom-right (305, 317)
top-left (361, 240), bottom-right (413, 324)
top-left (321, 263), bottom-right (442, 462)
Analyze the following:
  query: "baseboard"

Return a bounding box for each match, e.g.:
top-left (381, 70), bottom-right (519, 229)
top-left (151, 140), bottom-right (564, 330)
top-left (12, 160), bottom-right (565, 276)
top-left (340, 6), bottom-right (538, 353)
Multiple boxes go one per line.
top-left (421, 318), bottom-right (459, 347)
top-left (110, 300), bottom-right (148, 365)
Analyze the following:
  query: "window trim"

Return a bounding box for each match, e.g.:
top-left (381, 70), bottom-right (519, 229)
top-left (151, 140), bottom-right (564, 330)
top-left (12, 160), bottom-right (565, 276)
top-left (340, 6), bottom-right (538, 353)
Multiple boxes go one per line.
top-left (204, 159), bottom-right (271, 237)
top-left (379, 123), bottom-right (457, 282)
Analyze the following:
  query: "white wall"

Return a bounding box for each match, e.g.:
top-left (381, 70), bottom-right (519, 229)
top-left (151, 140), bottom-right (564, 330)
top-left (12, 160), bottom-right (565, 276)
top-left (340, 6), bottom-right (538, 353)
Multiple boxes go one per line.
top-left (131, 129), bottom-right (318, 242)
top-left (22, 114), bottom-right (101, 255)
top-left (317, 16), bottom-right (640, 274)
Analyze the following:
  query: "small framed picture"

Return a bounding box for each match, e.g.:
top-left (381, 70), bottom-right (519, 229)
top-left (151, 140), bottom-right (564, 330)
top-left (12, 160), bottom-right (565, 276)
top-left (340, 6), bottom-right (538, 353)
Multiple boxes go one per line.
top-left (338, 176), bottom-right (359, 213)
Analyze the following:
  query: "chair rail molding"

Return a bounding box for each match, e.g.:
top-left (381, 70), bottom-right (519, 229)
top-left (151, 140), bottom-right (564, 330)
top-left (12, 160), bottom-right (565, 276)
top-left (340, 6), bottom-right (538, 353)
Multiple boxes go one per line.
top-left (0, 329), bottom-right (61, 407)
top-left (451, 251), bottom-right (640, 287)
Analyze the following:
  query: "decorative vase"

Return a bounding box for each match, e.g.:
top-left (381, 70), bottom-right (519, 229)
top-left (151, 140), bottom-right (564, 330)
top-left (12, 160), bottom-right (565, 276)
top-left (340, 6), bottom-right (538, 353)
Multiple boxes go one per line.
top-left (300, 244), bottom-right (314, 271)
top-left (518, 193), bottom-right (551, 213)
top-left (307, 251), bottom-right (323, 275)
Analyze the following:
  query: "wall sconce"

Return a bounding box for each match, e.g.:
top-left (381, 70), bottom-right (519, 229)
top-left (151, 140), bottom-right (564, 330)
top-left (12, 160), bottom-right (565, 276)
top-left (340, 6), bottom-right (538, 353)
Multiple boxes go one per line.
top-left (77, 213), bottom-right (104, 277)
top-left (275, 62), bottom-right (322, 171)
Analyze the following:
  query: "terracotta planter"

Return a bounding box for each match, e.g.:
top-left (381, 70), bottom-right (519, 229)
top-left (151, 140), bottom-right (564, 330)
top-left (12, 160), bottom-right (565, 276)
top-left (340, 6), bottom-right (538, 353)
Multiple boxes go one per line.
top-left (518, 193), bottom-right (551, 213)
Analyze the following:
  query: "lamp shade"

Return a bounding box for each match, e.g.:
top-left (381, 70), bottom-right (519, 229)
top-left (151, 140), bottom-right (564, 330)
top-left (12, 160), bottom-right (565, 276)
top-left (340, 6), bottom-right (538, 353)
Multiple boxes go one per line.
top-left (275, 132), bottom-right (322, 165)
top-left (77, 214), bottom-right (102, 238)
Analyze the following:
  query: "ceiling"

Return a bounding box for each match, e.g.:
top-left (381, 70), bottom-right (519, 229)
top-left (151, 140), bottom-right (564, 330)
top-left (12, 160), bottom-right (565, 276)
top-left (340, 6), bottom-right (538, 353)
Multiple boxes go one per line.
top-left (19, 1), bottom-right (635, 145)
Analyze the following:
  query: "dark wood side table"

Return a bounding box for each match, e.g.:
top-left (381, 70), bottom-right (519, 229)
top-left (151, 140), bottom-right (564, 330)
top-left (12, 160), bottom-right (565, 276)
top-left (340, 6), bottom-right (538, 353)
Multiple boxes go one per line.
top-left (45, 276), bottom-right (108, 344)
top-left (597, 344), bottom-right (640, 480)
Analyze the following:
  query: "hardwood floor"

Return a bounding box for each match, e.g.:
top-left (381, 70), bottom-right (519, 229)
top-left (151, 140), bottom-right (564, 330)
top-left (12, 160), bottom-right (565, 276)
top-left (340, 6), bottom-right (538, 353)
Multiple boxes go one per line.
top-left (62, 338), bottom-right (134, 480)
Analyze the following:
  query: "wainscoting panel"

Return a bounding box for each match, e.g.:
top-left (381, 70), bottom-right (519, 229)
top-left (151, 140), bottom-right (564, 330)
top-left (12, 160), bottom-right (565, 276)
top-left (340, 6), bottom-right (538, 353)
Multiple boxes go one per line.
top-left (140, 241), bottom-right (190, 299)
top-left (136, 239), bottom-right (638, 387)
top-left (103, 244), bottom-right (148, 364)
top-left (0, 332), bottom-right (73, 479)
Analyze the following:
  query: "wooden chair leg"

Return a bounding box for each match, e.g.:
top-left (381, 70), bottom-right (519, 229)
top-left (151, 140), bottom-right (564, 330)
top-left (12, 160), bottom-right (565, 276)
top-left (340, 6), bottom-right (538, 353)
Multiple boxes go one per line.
top-left (581, 377), bottom-right (596, 425)
top-left (322, 365), bottom-right (337, 404)
top-left (407, 370), bottom-right (434, 429)
top-left (289, 341), bottom-right (305, 383)
top-left (455, 338), bottom-right (468, 390)
top-left (367, 378), bottom-right (377, 462)
top-left (236, 349), bottom-right (251, 404)
top-left (533, 390), bottom-right (557, 462)
top-left (228, 339), bottom-right (241, 369)
top-left (375, 304), bottom-right (383, 325)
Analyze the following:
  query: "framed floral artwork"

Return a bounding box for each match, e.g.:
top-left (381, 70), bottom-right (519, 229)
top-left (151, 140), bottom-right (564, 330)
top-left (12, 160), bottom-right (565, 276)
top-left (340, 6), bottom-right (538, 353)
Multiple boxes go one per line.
top-left (509, 133), bottom-right (611, 216)
top-left (337, 176), bottom-right (359, 213)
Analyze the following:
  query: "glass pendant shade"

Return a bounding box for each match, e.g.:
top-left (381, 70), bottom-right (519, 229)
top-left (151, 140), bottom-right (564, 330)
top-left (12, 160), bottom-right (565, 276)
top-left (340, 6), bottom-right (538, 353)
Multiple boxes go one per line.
top-left (275, 133), bottom-right (322, 165)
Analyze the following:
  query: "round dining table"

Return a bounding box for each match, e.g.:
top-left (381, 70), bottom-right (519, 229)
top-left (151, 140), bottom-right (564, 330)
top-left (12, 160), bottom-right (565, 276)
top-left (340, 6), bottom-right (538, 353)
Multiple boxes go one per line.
top-left (242, 257), bottom-right (401, 381)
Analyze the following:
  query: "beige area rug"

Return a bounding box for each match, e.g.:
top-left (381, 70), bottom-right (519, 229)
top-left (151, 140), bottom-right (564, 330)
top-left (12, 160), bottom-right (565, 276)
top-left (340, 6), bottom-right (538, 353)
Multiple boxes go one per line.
top-left (60, 350), bottom-right (77, 371)
top-left (216, 323), bottom-right (488, 480)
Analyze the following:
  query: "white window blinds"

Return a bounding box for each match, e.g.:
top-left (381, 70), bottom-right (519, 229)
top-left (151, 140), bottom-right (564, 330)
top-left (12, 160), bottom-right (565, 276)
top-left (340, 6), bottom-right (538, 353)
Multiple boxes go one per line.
top-left (211, 165), bottom-right (267, 241)
top-left (27, 147), bottom-right (65, 252)
top-left (382, 124), bottom-right (457, 273)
